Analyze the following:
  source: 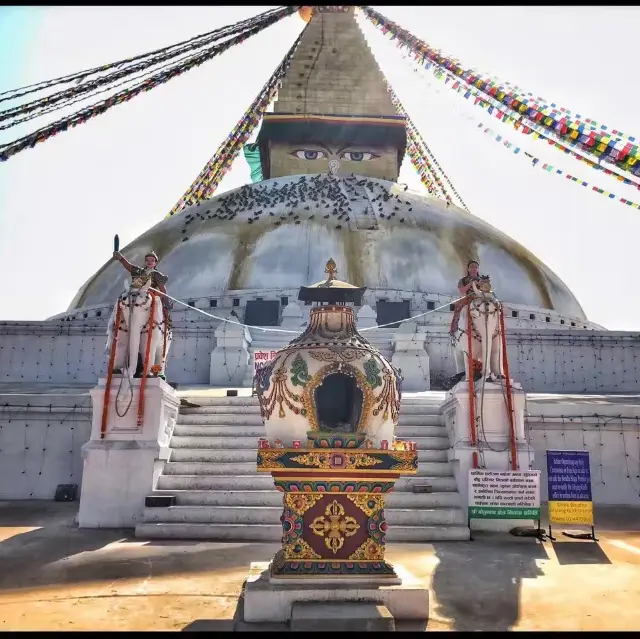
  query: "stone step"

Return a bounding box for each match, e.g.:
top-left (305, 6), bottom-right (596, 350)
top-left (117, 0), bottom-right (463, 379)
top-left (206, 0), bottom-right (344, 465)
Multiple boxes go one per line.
top-left (170, 436), bottom-right (261, 449)
top-left (169, 434), bottom-right (450, 450)
top-left (157, 474), bottom-right (276, 490)
top-left (176, 394), bottom-right (447, 407)
top-left (162, 460), bottom-right (454, 476)
top-left (248, 333), bottom-right (396, 343)
top-left (177, 413), bottom-right (444, 426)
top-left (172, 423), bottom-right (448, 438)
top-left (178, 414), bottom-right (266, 425)
top-left (177, 397), bottom-right (259, 407)
top-left (397, 426), bottom-right (448, 438)
top-left (178, 403), bottom-right (442, 416)
top-left (141, 505), bottom-right (465, 526)
top-left (150, 489), bottom-right (461, 508)
top-left (169, 448), bottom-right (449, 463)
top-left (290, 602), bottom-right (395, 632)
top-left (173, 425), bottom-right (266, 437)
top-left (156, 474), bottom-right (458, 492)
top-left (180, 405), bottom-right (263, 415)
top-left (134, 522), bottom-right (470, 542)
top-left (388, 524), bottom-right (470, 542)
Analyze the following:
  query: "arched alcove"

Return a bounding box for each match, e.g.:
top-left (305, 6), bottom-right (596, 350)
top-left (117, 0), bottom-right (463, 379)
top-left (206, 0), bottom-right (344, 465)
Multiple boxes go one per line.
top-left (314, 372), bottom-right (363, 433)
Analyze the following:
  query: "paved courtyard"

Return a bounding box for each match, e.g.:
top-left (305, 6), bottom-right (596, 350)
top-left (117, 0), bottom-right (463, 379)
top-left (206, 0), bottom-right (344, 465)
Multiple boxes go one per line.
top-left (1, 501), bottom-right (640, 631)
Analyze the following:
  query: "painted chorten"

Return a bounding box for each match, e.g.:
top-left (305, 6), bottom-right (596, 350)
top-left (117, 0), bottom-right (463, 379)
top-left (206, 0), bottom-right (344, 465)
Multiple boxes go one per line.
top-left (255, 256), bottom-right (417, 582)
top-left (256, 258), bottom-right (403, 449)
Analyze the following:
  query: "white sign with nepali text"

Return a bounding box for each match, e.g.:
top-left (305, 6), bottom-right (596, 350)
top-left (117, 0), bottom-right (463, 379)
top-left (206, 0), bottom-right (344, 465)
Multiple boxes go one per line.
top-left (468, 469), bottom-right (541, 519)
top-left (253, 350), bottom-right (278, 375)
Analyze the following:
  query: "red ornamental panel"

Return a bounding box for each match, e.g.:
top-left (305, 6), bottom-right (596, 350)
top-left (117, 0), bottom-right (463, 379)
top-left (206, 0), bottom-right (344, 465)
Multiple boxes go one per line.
top-left (301, 494), bottom-right (375, 560)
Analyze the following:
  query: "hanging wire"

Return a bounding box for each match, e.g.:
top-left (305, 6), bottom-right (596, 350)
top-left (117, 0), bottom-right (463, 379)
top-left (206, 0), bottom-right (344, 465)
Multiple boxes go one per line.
top-left (0, 41), bottom-right (242, 133)
top-left (0, 8), bottom-right (293, 126)
top-left (0, 6), bottom-right (293, 105)
top-left (0, 7), bottom-right (298, 163)
top-left (384, 78), bottom-right (469, 209)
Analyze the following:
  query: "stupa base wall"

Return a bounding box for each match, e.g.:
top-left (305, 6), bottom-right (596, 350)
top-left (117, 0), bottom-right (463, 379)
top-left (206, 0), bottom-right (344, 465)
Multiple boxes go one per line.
top-left (1, 320), bottom-right (637, 393)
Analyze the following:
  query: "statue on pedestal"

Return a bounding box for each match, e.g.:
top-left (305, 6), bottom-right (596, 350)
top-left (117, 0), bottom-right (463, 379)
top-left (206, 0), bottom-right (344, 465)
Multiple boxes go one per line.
top-left (105, 249), bottom-right (172, 380)
top-left (450, 260), bottom-right (504, 382)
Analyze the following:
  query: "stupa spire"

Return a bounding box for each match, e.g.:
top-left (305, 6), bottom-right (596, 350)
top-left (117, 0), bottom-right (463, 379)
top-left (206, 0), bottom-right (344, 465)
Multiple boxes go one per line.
top-left (274, 7), bottom-right (396, 117)
top-left (256, 6), bottom-right (406, 181)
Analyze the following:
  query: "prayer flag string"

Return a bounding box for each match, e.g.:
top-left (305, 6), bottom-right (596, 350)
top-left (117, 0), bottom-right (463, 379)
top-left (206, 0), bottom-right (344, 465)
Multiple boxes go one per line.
top-left (392, 42), bottom-right (640, 193)
top-left (166, 25), bottom-right (308, 217)
top-left (360, 6), bottom-right (640, 181)
top-left (0, 7), bottom-right (297, 163)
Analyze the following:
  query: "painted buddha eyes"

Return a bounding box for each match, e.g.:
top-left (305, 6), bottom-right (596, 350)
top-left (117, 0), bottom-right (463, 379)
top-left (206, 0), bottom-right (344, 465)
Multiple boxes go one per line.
top-left (341, 151), bottom-right (378, 161)
top-left (294, 150), bottom-right (327, 160)
top-left (291, 149), bottom-right (379, 162)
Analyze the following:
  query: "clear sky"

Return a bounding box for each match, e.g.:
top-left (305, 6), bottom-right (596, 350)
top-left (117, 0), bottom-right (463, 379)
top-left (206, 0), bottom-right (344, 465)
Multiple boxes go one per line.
top-left (1, 6), bottom-right (639, 330)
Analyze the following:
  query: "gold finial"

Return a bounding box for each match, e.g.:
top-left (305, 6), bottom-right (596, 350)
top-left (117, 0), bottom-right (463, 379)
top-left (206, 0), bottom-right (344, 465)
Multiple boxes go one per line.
top-left (325, 258), bottom-right (337, 281)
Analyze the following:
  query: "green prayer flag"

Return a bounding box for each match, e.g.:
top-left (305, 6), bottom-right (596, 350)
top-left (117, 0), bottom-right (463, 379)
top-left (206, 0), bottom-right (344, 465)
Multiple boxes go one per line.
top-left (243, 143), bottom-right (263, 183)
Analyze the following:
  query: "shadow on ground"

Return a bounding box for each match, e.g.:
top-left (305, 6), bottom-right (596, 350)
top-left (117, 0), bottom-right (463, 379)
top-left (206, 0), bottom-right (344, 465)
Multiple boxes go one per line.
top-left (431, 533), bottom-right (548, 631)
top-left (552, 540), bottom-right (611, 565)
top-left (0, 501), bottom-right (275, 593)
top-left (182, 595), bottom-right (428, 632)
top-left (183, 594), bottom-right (292, 632)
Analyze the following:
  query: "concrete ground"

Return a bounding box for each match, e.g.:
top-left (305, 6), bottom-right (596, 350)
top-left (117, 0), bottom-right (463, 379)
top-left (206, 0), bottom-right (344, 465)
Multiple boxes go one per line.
top-left (1, 501), bottom-right (640, 631)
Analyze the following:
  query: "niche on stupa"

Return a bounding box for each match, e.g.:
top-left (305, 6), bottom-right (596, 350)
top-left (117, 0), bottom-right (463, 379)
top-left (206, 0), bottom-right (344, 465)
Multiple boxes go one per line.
top-left (314, 370), bottom-right (363, 434)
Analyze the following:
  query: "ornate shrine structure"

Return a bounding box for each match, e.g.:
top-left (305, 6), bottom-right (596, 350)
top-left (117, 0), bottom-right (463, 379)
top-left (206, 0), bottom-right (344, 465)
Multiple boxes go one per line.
top-left (255, 259), bottom-right (416, 582)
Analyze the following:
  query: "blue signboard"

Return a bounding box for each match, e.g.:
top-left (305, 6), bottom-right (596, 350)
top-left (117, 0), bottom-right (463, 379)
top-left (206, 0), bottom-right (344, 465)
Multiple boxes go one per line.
top-left (546, 450), bottom-right (594, 525)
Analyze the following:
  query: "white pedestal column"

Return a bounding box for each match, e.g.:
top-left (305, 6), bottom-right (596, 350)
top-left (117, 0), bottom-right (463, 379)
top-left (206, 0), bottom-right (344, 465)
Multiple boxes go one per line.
top-left (442, 380), bottom-right (535, 532)
top-left (210, 314), bottom-right (252, 387)
top-left (281, 302), bottom-right (303, 329)
top-left (391, 321), bottom-right (430, 392)
top-left (357, 304), bottom-right (377, 329)
top-left (78, 377), bottom-right (179, 528)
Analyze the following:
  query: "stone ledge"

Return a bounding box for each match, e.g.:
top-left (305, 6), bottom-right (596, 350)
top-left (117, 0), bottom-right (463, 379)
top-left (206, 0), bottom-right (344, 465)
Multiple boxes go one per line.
top-left (291, 601), bottom-right (395, 631)
top-left (243, 561), bottom-right (429, 623)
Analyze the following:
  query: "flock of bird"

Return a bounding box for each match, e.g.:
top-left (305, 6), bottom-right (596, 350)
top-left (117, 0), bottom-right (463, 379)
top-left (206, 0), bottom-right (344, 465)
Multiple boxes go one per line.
top-left (177, 173), bottom-right (419, 242)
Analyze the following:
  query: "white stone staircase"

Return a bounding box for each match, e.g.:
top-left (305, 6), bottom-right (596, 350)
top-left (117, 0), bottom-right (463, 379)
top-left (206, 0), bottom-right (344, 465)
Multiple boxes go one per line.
top-left (134, 392), bottom-right (470, 541)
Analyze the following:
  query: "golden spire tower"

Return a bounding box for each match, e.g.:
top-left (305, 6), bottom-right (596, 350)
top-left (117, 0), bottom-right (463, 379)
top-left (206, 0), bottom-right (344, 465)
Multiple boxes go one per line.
top-left (256, 7), bottom-right (406, 181)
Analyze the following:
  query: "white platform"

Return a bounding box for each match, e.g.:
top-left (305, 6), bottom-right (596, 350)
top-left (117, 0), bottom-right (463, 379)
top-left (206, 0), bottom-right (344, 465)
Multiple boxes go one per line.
top-left (243, 561), bottom-right (429, 623)
top-left (78, 377), bottom-right (179, 528)
top-left (443, 380), bottom-right (535, 532)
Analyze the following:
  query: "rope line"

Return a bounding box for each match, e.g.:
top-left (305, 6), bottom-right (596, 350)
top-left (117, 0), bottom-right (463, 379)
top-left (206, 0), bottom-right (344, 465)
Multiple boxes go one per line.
top-left (148, 287), bottom-right (466, 334)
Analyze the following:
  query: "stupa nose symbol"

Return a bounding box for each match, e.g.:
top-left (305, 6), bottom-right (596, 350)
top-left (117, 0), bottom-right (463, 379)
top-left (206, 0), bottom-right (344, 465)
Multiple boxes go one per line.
top-left (325, 258), bottom-right (337, 280)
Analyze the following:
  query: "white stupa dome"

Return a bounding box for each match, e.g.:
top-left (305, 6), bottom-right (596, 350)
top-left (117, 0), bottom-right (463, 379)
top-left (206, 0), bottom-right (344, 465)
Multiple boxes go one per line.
top-left (68, 174), bottom-right (587, 321)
